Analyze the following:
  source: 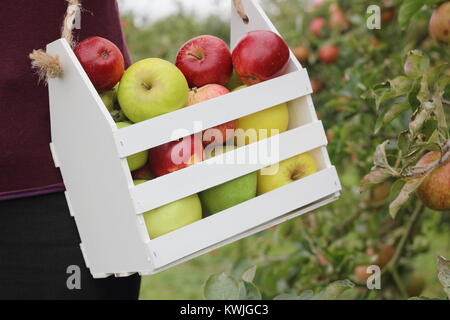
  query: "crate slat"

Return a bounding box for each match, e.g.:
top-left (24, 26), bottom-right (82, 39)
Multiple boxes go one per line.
top-left (130, 121), bottom-right (327, 213)
top-left (149, 167), bottom-right (341, 268)
top-left (113, 69), bottom-right (312, 157)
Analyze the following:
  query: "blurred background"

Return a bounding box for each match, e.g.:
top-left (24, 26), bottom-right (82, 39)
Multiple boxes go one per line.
top-left (116, 0), bottom-right (450, 300)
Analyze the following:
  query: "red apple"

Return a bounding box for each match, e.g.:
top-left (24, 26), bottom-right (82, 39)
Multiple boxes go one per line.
top-left (311, 79), bottom-right (323, 94)
top-left (310, 17), bottom-right (326, 37)
top-left (149, 135), bottom-right (204, 177)
top-left (416, 151), bottom-right (450, 211)
top-left (175, 35), bottom-right (232, 88)
top-left (188, 84), bottom-right (237, 146)
top-left (318, 44), bottom-right (339, 64)
top-left (232, 30), bottom-right (290, 86)
top-left (329, 4), bottom-right (351, 32)
top-left (293, 46), bottom-right (310, 65)
top-left (74, 36), bottom-right (125, 92)
top-left (131, 159), bottom-right (154, 180)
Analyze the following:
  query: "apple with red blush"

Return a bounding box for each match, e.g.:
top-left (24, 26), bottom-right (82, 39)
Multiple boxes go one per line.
top-left (176, 35), bottom-right (233, 88)
top-left (232, 30), bottom-right (290, 85)
top-left (74, 36), bottom-right (125, 92)
top-left (187, 84), bottom-right (237, 147)
top-left (149, 135), bottom-right (204, 177)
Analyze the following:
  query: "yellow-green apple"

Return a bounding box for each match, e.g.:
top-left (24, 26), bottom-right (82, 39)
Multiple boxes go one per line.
top-left (149, 134), bottom-right (204, 177)
top-left (99, 84), bottom-right (118, 112)
top-left (116, 122), bottom-right (149, 171)
top-left (187, 84), bottom-right (237, 146)
top-left (257, 152), bottom-right (318, 195)
top-left (415, 151), bottom-right (450, 211)
top-left (233, 85), bottom-right (289, 146)
top-left (318, 44), bottom-right (339, 64)
top-left (117, 58), bottom-right (189, 122)
top-left (74, 36), bottom-right (124, 92)
top-left (176, 35), bottom-right (232, 88)
top-left (199, 146), bottom-right (257, 215)
top-left (135, 180), bottom-right (203, 239)
top-left (232, 30), bottom-right (290, 85)
top-left (429, 2), bottom-right (450, 43)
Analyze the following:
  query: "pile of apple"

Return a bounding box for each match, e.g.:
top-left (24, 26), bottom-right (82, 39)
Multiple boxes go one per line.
top-left (74, 31), bottom-right (318, 239)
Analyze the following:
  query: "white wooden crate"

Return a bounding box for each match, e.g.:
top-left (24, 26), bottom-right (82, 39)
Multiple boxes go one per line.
top-left (46, 0), bottom-right (341, 278)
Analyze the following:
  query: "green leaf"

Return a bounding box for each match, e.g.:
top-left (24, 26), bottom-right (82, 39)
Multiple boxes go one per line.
top-left (240, 281), bottom-right (262, 300)
top-left (437, 256), bottom-right (450, 300)
top-left (398, 0), bottom-right (425, 29)
top-left (361, 168), bottom-right (393, 192)
top-left (409, 101), bottom-right (435, 136)
top-left (319, 280), bottom-right (355, 300)
top-left (241, 265), bottom-right (257, 283)
top-left (204, 273), bottom-right (241, 300)
top-left (376, 101), bottom-right (411, 133)
top-left (389, 177), bottom-right (426, 218)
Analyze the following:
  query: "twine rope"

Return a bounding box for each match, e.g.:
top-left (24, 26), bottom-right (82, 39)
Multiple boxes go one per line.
top-left (29, 0), bottom-right (81, 82)
top-left (233, 0), bottom-right (249, 24)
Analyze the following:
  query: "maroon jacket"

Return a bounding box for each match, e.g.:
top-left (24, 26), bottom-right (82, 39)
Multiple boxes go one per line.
top-left (0, 0), bottom-right (131, 200)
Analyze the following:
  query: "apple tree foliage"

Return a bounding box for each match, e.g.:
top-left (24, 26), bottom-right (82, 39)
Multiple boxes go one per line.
top-left (122, 0), bottom-right (450, 299)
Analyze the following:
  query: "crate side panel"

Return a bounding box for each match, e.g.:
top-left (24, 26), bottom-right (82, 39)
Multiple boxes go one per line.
top-left (150, 167), bottom-right (341, 268)
top-left (47, 39), bottom-right (152, 275)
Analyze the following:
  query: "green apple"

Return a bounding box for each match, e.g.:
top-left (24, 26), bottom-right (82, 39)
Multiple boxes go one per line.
top-left (199, 146), bottom-right (257, 215)
top-left (117, 58), bottom-right (189, 123)
top-left (99, 84), bottom-right (118, 112)
top-left (135, 180), bottom-right (203, 239)
top-left (117, 122), bottom-right (148, 171)
top-left (233, 85), bottom-right (289, 146)
top-left (257, 152), bottom-right (318, 195)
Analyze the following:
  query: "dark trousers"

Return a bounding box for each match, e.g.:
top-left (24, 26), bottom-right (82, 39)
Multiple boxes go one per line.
top-left (0, 192), bottom-right (141, 299)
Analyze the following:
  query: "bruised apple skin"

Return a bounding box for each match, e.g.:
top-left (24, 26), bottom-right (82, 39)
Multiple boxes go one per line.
top-left (429, 2), bottom-right (450, 43)
top-left (415, 151), bottom-right (450, 211)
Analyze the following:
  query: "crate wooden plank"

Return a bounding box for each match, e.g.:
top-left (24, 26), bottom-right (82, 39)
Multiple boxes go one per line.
top-left (113, 69), bottom-right (312, 158)
top-left (130, 121), bottom-right (327, 213)
top-left (148, 167), bottom-right (341, 268)
top-left (144, 192), bottom-right (340, 274)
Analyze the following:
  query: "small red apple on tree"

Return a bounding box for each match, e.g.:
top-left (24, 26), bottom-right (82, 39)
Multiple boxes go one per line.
top-left (310, 17), bottom-right (327, 37)
top-left (293, 46), bottom-right (310, 65)
top-left (318, 44), bottom-right (340, 64)
top-left (176, 35), bottom-right (232, 88)
top-left (429, 2), bottom-right (450, 44)
top-left (329, 4), bottom-right (351, 32)
top-left (149, 135), bottom-right (204, 177)
top-left (187, 84), bottom-right (237, 147)
top-left (232, 30), bottom-right (290, 85)
top-left (74, 36), bottom-right (125, 92)
top-left (415, 151), bottom-right (450, 211)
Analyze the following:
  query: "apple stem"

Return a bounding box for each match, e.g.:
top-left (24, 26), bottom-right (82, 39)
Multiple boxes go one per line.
top-left (141, 82), bottom-right (152, 91)
top-left (187, 52), bottom-right (204, 61)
